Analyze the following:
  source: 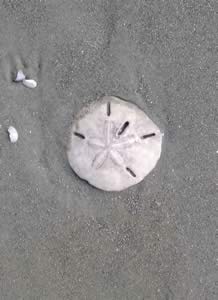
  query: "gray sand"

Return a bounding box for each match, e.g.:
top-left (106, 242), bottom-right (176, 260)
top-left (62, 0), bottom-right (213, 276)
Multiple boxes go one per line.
top-left (0, 1), bottom-right (217, 299)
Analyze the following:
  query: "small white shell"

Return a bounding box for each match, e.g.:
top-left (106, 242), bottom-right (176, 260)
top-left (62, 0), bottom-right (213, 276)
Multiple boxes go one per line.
top-left (15, 70), bottom-right (26, 82)
top-left (22, 79), bottom-right (37, 89)
top-left (8, 126), bottom-right (18, 143)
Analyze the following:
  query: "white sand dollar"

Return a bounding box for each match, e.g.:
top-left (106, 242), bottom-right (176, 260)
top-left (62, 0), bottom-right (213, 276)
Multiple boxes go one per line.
top-left (67, 96), bottom-right (163, 191)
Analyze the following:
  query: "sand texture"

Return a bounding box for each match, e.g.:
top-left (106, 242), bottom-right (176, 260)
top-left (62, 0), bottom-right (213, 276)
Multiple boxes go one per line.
top-left (0, 1), bottom-right (217, 299)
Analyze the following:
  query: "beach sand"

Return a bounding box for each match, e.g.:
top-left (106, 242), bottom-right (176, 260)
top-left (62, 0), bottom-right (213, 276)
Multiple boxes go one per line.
top-left (0, 1), bottom-right (217, 299)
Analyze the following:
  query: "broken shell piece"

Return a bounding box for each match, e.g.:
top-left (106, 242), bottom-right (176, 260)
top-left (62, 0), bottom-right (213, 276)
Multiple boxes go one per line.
top-left (8, 126), bottom-right (18, 143)
top-left (22, 79), bottom-right (37, 89)
top-left (14, 70), bottom-right (26, 82)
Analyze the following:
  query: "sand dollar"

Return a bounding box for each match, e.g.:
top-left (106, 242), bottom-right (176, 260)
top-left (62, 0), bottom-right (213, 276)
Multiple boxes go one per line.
top-left (67, 96), bottom-right (163, 191)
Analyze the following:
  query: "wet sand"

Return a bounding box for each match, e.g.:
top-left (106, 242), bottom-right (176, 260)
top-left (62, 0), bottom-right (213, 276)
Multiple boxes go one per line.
top-left (0, 1), bottom-right (217, 299)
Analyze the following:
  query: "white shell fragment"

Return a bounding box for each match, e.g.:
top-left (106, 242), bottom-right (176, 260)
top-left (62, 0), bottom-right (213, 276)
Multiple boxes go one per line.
top-left (8, 126), bottom-right (18, 143)
top-left (67, 96), bottom-right (163, 191)
top-left (22, 79), bottom-right (37, 89)
top-left (14, 70), bottom-right (26, 82)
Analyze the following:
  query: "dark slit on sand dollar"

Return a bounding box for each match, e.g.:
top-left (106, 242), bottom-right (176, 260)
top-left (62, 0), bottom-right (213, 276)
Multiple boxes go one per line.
top-left (67, 96), bottom-right (163, 191)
